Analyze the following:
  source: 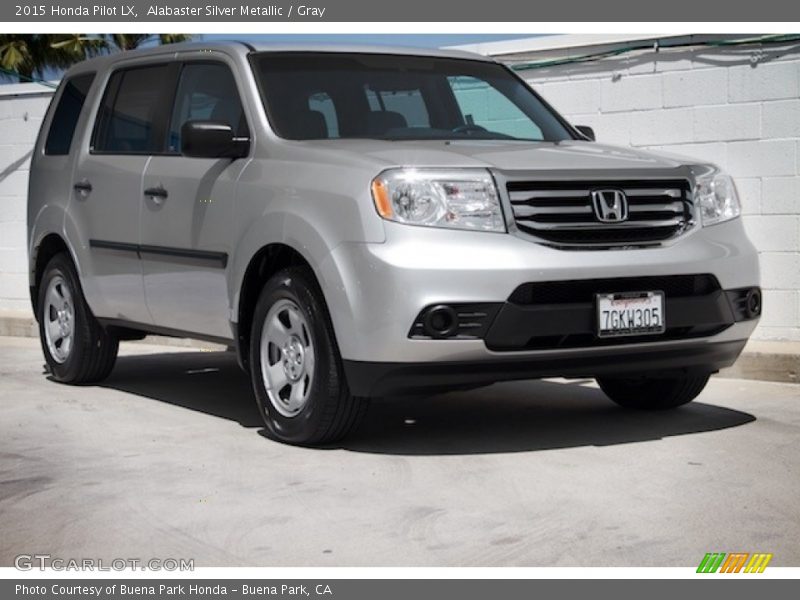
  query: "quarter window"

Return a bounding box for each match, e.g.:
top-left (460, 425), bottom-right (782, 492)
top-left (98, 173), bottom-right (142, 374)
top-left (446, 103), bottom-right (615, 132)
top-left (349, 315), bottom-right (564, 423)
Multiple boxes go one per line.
top-left (45, 73), bottom-right (95, 155)
top-left (93, 64), bottom-right (172, 154)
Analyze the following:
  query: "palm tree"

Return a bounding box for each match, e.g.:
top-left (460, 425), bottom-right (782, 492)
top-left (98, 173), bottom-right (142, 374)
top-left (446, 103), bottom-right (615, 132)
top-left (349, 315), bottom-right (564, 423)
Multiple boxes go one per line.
top-left (0, 34), bottom-right (191, 83)
top-left (0, 35), bottom-right (89, 82)
top-left (50, 34), bottom-right (108, 58)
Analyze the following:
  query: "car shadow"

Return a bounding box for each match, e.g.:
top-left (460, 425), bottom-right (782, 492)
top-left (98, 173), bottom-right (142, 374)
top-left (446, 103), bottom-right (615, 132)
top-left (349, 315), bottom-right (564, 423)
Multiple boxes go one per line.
top-left (100, 350), bottom-right (756, 456)
top-left (101, 350), bottom-right (262, 428)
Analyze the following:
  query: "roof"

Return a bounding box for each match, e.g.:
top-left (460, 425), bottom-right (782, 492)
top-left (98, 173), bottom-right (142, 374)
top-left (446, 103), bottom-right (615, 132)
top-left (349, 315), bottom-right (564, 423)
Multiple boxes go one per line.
top-left (246, 41), bottom-right (493, 61)
top-left (63, 40), bottom-right (494, 76)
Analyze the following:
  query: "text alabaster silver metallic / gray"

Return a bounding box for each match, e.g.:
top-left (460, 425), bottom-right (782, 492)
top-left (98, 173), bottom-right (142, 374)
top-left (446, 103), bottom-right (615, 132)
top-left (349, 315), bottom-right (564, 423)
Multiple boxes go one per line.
top-left (4, 0), bottom-right (793, 21)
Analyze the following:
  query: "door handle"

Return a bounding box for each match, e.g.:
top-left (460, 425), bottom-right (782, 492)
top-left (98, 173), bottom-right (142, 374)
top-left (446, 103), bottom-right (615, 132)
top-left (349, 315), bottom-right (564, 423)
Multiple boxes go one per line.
top-left (73, 179), bottom-right (92, 197)
top-left (144, 186), bottom-right (168, 204)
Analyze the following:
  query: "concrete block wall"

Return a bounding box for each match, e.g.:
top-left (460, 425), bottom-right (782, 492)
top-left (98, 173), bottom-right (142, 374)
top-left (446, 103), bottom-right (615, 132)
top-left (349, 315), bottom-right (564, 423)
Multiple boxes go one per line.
top-left (521, 44), bottom-right (800, 341)
top-left (0, 84), bottom-right (52, 314)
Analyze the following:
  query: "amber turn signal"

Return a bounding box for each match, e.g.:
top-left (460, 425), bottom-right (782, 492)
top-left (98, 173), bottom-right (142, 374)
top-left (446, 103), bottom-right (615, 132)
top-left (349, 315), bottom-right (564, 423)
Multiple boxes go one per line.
top-left (371, 178), bottom-right (393, 218)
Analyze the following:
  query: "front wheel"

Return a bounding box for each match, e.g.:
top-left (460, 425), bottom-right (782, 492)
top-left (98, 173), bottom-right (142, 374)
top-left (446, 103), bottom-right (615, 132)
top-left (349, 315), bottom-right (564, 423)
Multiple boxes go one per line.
top-left (596, 373), bottom-right (711, 410)
top-left (249, 267), bottom-right (367, 445)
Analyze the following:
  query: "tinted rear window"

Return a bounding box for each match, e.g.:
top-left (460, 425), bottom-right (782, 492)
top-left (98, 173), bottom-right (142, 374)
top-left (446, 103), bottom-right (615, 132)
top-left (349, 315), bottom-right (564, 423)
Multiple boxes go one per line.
top-left (92, 64), bottom-right (172, 154)
top-left (45, 73), bottom-right (95, 155)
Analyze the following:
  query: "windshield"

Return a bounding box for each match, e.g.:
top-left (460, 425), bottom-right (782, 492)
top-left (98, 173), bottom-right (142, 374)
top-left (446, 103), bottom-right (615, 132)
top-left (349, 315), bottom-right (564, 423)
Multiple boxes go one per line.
top-left (250, 52), bottom-right (575, 142)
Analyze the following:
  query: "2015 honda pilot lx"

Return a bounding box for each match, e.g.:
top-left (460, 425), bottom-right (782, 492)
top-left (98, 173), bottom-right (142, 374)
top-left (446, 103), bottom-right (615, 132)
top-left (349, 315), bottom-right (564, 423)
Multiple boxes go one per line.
top-left (28, 42), bottom-right (762, 444)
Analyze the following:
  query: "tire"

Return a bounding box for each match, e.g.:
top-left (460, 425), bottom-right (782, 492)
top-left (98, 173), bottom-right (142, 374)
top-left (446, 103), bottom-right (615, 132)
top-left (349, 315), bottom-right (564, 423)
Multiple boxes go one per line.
top-left (596, 372), bottom-right (711, 410)
top-left (249, 266), bottom-right (367, 445)
top-left (37, 253), bottom-right (118, 384)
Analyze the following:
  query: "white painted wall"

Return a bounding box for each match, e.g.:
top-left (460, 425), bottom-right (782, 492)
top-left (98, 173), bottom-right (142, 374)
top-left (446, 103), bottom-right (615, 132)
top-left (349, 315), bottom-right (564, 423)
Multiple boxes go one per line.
top-left (0, 84), bottom-right (51, 314)
top-left (512, 42), bottom-right (800, 341)
top-left (1, 42), bottom-right (798, 341)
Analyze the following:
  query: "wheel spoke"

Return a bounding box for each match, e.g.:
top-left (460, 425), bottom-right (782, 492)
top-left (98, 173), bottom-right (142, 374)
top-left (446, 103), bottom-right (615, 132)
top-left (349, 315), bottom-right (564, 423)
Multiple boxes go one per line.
top-left (287, 381), bottom-right (306, 413)
top-left (60, 283), bottom-right (72, 304)
top-left (60, 334), bottom-right (72, 357)
top-left (286, 306), bottom-right (305, 337)
top-left (46, 317), bottom-right (62, 345)
top-left (265, 313), bottom-right (291, 348)
top-left (303, 343), bottom-right (315, 379)
top-left (265, 361), bottom-right (288, 392)
top-left (46, 284), bottom-right (63, 311)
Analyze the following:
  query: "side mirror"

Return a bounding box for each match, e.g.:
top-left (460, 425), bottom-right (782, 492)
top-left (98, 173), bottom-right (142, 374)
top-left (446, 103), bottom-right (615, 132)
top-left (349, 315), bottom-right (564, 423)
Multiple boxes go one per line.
top-left (181, 121), bottom-right (249, 159)
top-left (575, 125), bottom-right (595, 141)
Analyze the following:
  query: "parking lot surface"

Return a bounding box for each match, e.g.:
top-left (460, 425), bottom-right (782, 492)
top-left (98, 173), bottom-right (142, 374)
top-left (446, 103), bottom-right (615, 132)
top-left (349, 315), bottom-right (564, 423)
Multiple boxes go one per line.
top-left (1, 336), bottom-right (798, 567)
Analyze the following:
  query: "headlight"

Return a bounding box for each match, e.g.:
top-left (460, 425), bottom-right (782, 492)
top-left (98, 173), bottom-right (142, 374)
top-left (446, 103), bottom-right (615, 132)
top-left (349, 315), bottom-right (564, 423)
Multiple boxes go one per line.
top-left (371, 168), bottom-right (505, 232)
top-left (694, 167), bottom-right (741, 227)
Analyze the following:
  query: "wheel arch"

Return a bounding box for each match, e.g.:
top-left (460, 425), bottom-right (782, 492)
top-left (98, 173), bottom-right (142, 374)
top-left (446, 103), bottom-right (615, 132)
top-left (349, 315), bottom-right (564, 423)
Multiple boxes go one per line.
top-left (30, 233), bottom-right (74, 319)
top-left (235, 242), bottom-right (326, 372)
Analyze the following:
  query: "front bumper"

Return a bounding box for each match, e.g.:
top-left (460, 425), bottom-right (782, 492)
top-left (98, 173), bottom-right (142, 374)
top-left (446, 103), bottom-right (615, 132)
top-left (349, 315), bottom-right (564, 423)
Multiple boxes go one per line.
top-left (343, 339), bottom-right (747, 397)
top-left (318, 216), bottom-right (760, 366)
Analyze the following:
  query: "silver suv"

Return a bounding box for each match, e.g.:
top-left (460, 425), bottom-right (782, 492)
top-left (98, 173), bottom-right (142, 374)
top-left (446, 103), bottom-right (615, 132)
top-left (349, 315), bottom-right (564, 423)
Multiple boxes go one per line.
top-left (28, 42), bottom-right (761, 444)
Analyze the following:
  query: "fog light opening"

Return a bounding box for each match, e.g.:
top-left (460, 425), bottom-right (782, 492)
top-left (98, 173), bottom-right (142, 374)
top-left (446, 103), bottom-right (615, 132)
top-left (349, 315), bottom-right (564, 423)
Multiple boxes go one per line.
top-left (745, 288), bottom-right (762, 318)
top-left (423, 305), bottom-right (458, 338)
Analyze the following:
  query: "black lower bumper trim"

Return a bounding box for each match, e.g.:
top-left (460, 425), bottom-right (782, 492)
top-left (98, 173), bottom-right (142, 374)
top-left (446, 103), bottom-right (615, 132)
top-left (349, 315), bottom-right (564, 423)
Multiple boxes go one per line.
top-left (343, 339), bottom-right (747, 397)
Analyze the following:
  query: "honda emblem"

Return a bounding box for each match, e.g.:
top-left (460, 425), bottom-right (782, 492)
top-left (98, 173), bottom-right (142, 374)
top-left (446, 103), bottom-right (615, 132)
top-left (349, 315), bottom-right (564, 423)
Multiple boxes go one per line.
top-left (591, 189), bottom-right (628, 223)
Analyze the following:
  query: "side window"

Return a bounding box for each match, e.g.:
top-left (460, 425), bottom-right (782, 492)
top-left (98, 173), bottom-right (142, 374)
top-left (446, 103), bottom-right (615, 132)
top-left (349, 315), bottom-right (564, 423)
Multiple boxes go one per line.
top-left (168, 62), bottom-right (249, 153)
top-left (448, 76), bottom-right (543, 140)
top-left (45, 73), bottom-right (95, 155)
top-left (308, 92), bottom-right (339, 138)
top-left (93, 64), bottom-right (172, 154)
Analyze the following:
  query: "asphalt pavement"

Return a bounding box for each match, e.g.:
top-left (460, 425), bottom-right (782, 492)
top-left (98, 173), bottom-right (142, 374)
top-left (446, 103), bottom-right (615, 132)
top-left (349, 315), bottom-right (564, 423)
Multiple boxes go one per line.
top-left (1, 335), bottom-right (798, 567)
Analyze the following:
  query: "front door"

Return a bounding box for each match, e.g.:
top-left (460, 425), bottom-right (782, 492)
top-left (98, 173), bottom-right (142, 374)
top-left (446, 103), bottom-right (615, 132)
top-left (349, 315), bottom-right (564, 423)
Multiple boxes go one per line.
top-left (140, 60), bottom-right (251, 340)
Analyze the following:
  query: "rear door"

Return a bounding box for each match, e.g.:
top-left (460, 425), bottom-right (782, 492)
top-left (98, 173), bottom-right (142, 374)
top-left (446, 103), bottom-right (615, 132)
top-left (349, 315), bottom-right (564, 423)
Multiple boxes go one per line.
top-left (139, 59), bottom-right (251, 340)
top-left (72, 62), bottom-right (176, 324)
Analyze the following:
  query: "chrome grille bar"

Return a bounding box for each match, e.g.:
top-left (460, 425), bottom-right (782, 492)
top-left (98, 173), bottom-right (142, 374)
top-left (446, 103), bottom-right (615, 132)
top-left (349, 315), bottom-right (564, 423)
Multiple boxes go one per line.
top-left (506, 179), bottom-right (693, 247)
top-left (514, 217), bottom-right (686, 230)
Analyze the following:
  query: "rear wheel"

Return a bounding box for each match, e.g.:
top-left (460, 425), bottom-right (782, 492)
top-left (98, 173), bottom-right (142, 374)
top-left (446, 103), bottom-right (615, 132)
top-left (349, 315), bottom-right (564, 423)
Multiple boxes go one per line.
top-left (596, 373), bottom-right (711, 410)
top-left (249, 267), bottom-right (367, 445)
top-left (37, 253), bottom-right (118, 383)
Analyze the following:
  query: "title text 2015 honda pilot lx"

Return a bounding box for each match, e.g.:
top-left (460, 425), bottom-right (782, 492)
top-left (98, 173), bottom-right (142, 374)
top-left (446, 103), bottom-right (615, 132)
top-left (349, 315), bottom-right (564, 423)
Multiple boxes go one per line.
top-left (28, 42), bottom-right (761, 444)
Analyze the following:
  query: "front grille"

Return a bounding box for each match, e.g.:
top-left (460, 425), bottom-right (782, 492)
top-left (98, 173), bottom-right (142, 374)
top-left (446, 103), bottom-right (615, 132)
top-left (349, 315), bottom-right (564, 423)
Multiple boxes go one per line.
top-left (507, 179), bottom-right (694, 247)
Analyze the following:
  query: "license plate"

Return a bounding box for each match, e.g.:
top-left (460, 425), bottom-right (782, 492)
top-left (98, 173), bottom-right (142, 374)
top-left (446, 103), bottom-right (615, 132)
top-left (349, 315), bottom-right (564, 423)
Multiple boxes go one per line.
top-left (596, 291), bottom-right (665, 338)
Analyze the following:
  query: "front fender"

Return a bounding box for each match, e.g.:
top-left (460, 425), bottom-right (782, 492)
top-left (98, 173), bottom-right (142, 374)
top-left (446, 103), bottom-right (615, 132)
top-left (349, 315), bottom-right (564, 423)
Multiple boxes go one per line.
top-left (230, 158), bottom-right (386, 337)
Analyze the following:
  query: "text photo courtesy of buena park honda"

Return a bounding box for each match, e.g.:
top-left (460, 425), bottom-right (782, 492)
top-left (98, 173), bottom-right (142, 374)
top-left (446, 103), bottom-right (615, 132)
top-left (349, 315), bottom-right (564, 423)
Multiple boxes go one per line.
top-left (0, 29), bottom-right (799, 573)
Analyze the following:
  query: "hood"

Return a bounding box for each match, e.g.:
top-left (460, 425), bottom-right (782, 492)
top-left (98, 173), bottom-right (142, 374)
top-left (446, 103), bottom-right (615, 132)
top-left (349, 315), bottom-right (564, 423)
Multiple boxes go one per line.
top-left (293, 139), bottom-right (702, 174)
